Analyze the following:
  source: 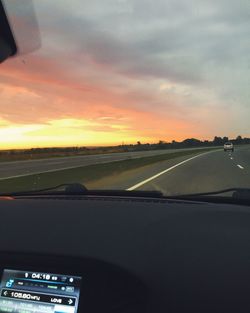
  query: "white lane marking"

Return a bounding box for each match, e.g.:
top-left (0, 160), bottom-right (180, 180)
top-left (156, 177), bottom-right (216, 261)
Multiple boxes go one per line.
top-left (0, 157), bottom-right (140, 180)
top-left (237, 164), bottom-right (244, 169)
top-left (0, 158), bottom-right (125, 180)
top-left (230, 157), bottom-right (233, 160)
top-left (126, 151), bottom-right (213, 191)
top-left (0, 165), bottom-right (89, 181)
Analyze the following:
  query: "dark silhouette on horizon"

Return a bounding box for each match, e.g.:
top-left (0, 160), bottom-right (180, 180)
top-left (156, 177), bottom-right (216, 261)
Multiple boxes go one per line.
top-left (0, 135), bottom-right (249, 160)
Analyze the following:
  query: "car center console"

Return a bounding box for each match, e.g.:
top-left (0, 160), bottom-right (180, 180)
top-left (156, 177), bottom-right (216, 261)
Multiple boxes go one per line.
top-left (0, 253), bottom-right (147, 313)
top-left (0, 268), bottom-right (81, 313)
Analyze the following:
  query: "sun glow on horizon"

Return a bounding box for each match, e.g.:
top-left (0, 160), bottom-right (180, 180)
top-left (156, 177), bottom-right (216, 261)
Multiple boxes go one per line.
top-left (0, 118), bottom-right (166, 149)
top-left (0, 115), bottom-right (247, 150)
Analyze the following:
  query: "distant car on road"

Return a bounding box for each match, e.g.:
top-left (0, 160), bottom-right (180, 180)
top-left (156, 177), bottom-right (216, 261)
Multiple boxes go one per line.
top-left (224, 142), bottom-right (234, 152)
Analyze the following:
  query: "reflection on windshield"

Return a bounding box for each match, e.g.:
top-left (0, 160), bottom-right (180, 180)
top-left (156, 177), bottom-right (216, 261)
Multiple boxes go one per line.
top-left (0, 0), bottom-right (250, 198)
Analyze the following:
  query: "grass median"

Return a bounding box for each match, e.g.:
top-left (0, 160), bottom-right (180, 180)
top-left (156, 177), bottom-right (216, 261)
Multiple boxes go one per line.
top-left (0, 148), bottom-right (215, 193)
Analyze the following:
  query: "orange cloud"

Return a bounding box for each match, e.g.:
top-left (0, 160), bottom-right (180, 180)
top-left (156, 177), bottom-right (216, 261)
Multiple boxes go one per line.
top-left (0, 53), bottom-right (206, 149)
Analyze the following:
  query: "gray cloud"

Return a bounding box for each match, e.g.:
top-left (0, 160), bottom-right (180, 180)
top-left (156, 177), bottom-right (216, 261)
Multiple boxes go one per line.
top-left (35, 0), bottom-right (249, 86)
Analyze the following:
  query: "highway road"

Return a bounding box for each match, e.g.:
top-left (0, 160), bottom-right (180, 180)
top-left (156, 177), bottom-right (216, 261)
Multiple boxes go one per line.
top-left (0, 146), bottom-right (215, 180)
top-left (1, 145), bottom-right (249, 197)
top-left (90, 145), bottom-right (250, 196)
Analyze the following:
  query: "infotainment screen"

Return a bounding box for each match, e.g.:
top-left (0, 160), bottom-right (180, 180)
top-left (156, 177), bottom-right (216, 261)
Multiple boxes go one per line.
top-left (0, 269), bottom-right (81, 313)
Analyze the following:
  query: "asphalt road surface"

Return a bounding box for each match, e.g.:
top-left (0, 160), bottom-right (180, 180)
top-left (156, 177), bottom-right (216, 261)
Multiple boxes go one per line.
top-left (1, 145), bottom-right (249, 196)
top-left (0, 147), bottom-right (214, 180)
top-left (123, 145), bottom-right (250, 195)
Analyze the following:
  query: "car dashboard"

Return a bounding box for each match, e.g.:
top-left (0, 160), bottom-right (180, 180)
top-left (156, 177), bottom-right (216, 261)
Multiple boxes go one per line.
top-left (0, 195), bottom-right (250, 313)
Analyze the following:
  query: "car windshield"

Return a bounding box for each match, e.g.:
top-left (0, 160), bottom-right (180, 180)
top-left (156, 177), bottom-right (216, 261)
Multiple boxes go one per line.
top-left (0, 0), bottom-right (250, 199)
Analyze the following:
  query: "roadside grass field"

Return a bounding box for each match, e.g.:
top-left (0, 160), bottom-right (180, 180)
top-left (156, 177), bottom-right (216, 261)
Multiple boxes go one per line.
top-left (0, 148), bottom-right (214, 193)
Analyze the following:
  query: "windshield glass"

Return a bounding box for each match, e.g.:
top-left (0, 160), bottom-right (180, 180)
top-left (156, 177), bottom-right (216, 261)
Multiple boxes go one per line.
top-left (0, 0), bottom-right (250, 198)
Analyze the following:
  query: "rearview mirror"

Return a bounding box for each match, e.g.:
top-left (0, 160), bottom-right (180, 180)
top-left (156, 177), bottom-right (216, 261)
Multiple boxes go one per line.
top-left (0, 0), bottom-right (41, 64)
top-left (0, 0), bottom-right (17, 63)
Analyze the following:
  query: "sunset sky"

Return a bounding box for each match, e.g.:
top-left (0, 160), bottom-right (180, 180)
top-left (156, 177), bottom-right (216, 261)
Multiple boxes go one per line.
top-left (1, 0), bottom-right (250, 149)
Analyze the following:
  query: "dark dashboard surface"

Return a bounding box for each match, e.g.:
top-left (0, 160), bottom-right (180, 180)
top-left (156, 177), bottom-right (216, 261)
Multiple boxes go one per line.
top-left (0, 196), bottom-right (250, 313)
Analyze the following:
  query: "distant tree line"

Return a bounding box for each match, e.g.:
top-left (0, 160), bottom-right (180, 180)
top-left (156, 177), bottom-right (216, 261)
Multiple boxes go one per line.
top-left (0, 135), bottom-right (249, 156)
top-left (120, 135), bottom-right (250, 152)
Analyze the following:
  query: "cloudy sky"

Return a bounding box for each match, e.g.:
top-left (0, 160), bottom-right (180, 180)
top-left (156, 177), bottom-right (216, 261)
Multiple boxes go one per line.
top-left (0, 0), bottom-right (250, 148)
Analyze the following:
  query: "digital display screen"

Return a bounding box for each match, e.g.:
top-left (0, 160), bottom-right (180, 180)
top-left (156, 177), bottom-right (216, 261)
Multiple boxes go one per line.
top-left (0, 269), bottom-right (81, 313)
